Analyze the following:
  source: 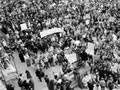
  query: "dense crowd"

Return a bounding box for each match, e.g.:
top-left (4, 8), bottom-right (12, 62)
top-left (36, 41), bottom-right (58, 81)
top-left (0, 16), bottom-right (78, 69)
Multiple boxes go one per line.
top-left (0, 0), bottom-right (120, 90)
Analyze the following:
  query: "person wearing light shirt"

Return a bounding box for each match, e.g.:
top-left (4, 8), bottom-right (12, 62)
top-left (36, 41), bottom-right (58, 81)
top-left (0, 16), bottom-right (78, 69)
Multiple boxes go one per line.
top-left (53, 53), bottom-right (57, 65)
top-left (82, 75), bottom-right (88, 88)
top-left (24, 53), bottom-right (30, 67)
top-left (2, 39), bottom-right (7, 47)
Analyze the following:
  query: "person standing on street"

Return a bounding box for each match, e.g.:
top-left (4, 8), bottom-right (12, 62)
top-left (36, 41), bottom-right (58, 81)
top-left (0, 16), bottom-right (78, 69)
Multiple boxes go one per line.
top-left (19, 50), bottom-right (25, 62)
top-left (44, 75), bottom-right (50, 88)
top-left (35, 67), bottom-right (44, 82)
top-left (87, 80), bottom-right (94, 90)
top-left (24, 52), bottom-right (31, 67)
top-left (29, 78), bottom-right (35, 90)
top-left (18, 74), bottom-right (24, 90)
top-left (6, 84), bottom-right (14, 90)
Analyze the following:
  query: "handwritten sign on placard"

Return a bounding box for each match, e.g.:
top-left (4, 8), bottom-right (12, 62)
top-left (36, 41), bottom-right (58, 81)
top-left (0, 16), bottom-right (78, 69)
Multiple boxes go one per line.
top-left (86, 43), bottom-right (95, 55)
top-left (65, 53), bottom-right (77, 64)
top-left (20, 23), bottom-right (28, 30)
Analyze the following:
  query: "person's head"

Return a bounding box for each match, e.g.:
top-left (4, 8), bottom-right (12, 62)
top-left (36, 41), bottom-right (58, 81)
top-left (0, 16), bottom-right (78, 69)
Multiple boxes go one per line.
top-left (89, 79), bottom-right (92, 83)
top-left (25, 70), bottom-right (29, 74)
top-left (45, 75), bottom-right (48, 77)
top-left (19, 73), bottom-right (22, 77)
top-left (54, 75), bottom-right (58, 80)
top-left (101, 77), bottom-right (104, 80)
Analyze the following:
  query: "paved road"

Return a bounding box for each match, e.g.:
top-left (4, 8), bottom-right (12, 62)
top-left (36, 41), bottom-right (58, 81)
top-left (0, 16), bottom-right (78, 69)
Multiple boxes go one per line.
top-left (13, 52), bottom-right (60, 90)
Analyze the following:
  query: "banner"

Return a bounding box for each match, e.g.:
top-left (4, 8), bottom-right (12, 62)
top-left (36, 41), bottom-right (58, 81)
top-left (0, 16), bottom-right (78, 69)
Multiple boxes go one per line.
top-left (65, 53), bottom-right (77, 64)
top-left (86, 43), bottom-right (95, 55)
top-left (20, 23), bottom-right (28, 30)
top-left (40, 28), bottom-right (64, 38)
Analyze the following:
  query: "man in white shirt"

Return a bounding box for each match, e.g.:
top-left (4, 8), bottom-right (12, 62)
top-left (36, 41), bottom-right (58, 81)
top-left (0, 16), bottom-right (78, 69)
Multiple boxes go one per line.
top-left (53, 53), bottom-right (57, 65)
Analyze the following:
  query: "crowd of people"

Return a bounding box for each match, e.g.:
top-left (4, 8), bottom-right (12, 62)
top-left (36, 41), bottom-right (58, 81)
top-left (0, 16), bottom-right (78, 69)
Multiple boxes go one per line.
top-left (0, 0), bottom-right (120, 90)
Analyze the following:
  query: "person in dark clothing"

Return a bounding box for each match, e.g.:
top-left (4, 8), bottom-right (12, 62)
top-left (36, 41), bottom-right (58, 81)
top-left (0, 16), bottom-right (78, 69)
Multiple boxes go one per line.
top-left (25, 70), bottom-right (32, 79)
top-left (1, 25), bottom-right (8, 35)
top-left (6, 84), bottom-right (14, 90)
top-left (108, 82), bottom-right (114, 90)
top-left (44, 75), bottom-right (50, 87)
top-left (48, 55), bottom-right (54, 67)
top-left (79, 50), bottom-right (88, 61)
top-left (19, 51), bottom-right (25, 62)
top-left (87, 80), bottom-right (94, 90)
top-left (29, 78), bottom-right (35, 90)
top-left (23, 80), bottom-right (31, 90)
top-left (35, 68), bottom-right (44, 82)
top-left (18, 74), bottom-right (24, 89)
top-left (48, 80), bottom-right (55, 90)
top-left (79, 50), bottom-right (88, 67)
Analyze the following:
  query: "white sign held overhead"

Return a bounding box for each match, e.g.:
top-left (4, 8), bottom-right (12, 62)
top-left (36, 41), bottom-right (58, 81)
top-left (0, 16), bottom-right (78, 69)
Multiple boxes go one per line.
top-left (65, 53), bottom-right (77, 64)
top-left (20, 23), bottom-right (28, 30)
top-left (112, 34), bottom-right (117, 42)
top-left (85, 19), bottom-right (90, 25)
top-left (86, 43), bottom-right (95, 55)
top-left (72, 40), bottom-right (80, 46)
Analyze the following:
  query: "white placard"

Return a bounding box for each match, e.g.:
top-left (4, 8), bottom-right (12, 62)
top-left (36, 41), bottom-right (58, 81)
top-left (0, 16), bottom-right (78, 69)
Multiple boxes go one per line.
top-left (73, 40), bottom-right (80, 46)
top-left (85, 19), bottom-right (90, 25)
top-left (20, 23), bottom-right (28, 30)
top-left (84, 14), bottom-right (90, 20)
top-left (65, 53), bottom-right (77, 64)
top-left (52, 66), bottom-right (63, 78)
top-left (86, 43), bottom-right (95, 55)
top-left (109, 17), bottom-right (115, 22)
top-left (112, 34), bottom-right (117, 41)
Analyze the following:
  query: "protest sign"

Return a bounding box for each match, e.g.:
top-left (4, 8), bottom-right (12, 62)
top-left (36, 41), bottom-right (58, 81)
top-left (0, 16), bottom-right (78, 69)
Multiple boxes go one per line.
top-left (65, 53), bottom-right (77, 64)
top-left (112, 34), bottom-right (117, 41)
top-left (83, 14), bottom-right (90, 20)
top-left (85, 19), bottom-right (90, 25)
top-left (40, 28), bottom-right (64, 38)
top-left (20, 23), bottom-right (28, 30)
top-left (86, 43), bottom-right (95, 55)
top-left (52, 66), bottom-right (63, 79)
top-left (108, 17), bottom-right (115, 22)
top-left (72, 40), bottom-right (80, 46)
